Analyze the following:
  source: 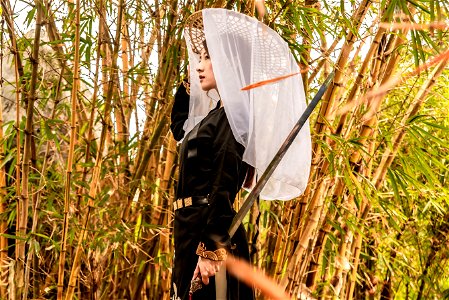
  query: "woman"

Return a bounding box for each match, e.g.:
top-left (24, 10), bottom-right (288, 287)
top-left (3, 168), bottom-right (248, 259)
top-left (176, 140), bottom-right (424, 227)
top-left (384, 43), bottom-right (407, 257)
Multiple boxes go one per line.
top-left (170, 43), bottom-right (254, 299)
top-left (170, 8), bottom-right (311, 300)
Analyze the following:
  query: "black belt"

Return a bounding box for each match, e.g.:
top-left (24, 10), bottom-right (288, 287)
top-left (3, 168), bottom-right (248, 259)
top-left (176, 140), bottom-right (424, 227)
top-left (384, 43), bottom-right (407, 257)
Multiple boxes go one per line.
top-left (173, 196), bottom-right (208, 210)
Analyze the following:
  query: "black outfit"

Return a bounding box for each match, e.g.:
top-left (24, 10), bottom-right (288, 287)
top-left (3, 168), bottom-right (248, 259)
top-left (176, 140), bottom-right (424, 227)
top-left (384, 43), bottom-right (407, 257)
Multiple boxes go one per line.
top-left (170, 83), bottom-right (255, 300)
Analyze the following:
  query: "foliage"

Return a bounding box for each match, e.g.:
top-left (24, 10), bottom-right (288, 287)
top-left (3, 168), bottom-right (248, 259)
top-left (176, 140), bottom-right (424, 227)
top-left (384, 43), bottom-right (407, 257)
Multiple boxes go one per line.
top-left (0, 0), bottom-right (449, 299)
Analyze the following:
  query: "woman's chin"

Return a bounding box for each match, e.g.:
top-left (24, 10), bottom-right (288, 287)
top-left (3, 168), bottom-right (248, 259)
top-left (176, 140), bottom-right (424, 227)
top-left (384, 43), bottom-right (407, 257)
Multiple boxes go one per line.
top-left (200, 84), bottom-right (217, 92)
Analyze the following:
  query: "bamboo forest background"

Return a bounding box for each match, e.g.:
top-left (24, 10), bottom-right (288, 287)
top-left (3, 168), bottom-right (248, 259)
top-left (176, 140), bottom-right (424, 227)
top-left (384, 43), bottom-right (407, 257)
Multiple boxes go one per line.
top-left (0, 0), bottom-right (449, 299)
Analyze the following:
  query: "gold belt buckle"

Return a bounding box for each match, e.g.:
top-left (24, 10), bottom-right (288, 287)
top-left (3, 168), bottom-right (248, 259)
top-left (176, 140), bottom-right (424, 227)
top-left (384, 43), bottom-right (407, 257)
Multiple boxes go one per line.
top-left (177, 199), bottom-right (183, 209)
top-left (173, 197), bottom-right (194, 210)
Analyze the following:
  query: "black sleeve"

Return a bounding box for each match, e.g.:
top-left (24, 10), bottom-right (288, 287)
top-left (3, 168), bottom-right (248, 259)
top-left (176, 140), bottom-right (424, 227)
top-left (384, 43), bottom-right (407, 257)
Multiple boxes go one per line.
top-left (170, 82), bottom-right (190, 141)
top-left (201, 115), bottom-right (246, 251)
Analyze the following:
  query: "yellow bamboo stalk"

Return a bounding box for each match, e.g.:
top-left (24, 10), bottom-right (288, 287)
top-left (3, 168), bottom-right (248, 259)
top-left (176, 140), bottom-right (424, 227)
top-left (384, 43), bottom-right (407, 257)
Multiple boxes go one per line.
top-left (160, 228), bottom-right (171, 300)
top-left (373, 58), bottom-right (448, 188)
top-left (346, 225), bottom-right (363, 300)
top-left (308, 37), bottom-right (340, 85)
top-left (115, 6), bottom-right (130, 194)
top-left (75, 0), bottom-right (104, 211)
top-left (160, 137), bottom-right (177, 296)
top-left (326, 215), bottom-right (354, 297)
top-left (336, 15), bottom-right (433, 300)
top-left (57, 0), bottom-right (81, 295)
top-left (281, 178), bottom-right (329, 292)
top-left (65, 0), bottom-right (124, 296)
top-left (313, 0), bottom-right (371, 138)
top-left (276, 182), bottom-right (313, 280)
top-left (267, 201), bottom-right (284, 275)
top-left (124, 0), bottom-right (181, 220)
top-left (2, 0), bottom-right (23, 278)
top-left (0, 20), bottom-right (8, 299)
top-left (304, 176), bottom-right (347, 289)
top-left (347, 28), bottom-right (406, 165)
top-left (303, 6), bottom-right (374, 253)
top-left (130, 10), bottom-right (184, 294)
top-left (298, 0), bottom-right (316, 94)
top-left (335, 26), bottom-right (388, 134)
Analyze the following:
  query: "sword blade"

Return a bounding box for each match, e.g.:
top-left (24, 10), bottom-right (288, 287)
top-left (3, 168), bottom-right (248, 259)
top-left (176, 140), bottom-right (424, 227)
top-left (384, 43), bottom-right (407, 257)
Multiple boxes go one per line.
top-left (229, 71), bottom-right (335, 238)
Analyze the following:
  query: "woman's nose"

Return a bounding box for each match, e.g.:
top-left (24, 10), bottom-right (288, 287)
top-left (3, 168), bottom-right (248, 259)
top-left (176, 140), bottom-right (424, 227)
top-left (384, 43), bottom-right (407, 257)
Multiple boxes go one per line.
top-left (196, 61), bottom-right (204, 72)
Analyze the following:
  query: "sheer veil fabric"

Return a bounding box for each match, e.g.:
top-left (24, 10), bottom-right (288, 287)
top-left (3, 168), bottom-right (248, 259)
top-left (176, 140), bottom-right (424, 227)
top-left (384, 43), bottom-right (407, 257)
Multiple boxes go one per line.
top-left (184, 8), bottom-right (311, 200)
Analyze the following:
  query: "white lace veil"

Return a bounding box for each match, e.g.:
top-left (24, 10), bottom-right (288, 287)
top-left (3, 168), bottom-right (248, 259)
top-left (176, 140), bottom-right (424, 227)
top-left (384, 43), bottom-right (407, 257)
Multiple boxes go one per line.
top-left (184, 8), bottom-right (311, 200)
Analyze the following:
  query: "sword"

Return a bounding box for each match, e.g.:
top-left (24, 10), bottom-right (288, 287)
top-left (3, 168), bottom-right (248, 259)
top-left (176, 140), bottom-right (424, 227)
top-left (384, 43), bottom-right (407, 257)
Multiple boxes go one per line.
top-left (229, 71), bottom-right (335, 238)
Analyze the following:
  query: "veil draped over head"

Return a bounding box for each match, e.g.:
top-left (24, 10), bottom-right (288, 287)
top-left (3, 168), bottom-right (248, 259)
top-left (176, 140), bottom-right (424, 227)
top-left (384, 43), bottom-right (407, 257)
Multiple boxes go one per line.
top-left (183, 8), bottom-right (311, 200)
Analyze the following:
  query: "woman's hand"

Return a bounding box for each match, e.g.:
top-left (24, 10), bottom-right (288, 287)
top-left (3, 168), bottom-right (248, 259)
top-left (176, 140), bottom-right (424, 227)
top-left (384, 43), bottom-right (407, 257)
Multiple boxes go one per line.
top-left (192, 256), bottom-right (223, 285)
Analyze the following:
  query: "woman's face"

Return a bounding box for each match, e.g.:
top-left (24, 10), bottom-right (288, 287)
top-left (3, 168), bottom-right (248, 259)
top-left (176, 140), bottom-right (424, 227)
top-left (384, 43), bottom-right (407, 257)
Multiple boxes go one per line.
top-left (196, 48), bottom-right (217, 91)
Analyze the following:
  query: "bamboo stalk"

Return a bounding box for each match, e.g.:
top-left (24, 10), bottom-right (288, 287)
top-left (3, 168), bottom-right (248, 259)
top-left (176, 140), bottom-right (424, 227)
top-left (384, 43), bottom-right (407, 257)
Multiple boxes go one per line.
top-left (373, 58), bottom-right (448, 188)
top-left (57, 0), bottom-right (82, 295)
top-left (338, 18), bottom-right (438, 299)
top-left (325, 218), bottom-right (353, 298)
top-left (66, 0), bottom-right (128, 299)
top-left (16, 1), bottom-right (44, 297)
top-left (335, 25), bottom-right (388, 135)
top-left (65, 0), bottom-right (125, 296)
top-left (0, 17), bottom-right (9, 299)
top-left (24, 37), bottom-right (67, 300)
top-left (123, 0), bottom-right (181, 220)
top-left (298, 0), bottom-right (319, 95)
top-left (115, 4), bottom-right (130, 197)
top-left (346, 225), bottom-right (363, 300)
top-left (324, 24), bottom-right (407, 299)
top-left (158, 136), bottom-right (177, 300)
top-left (313, 0), bottom-right (371, 138)
top-left (308, 36), bottom-right (338, 85)
top-left (75, 0), bottom-right (104, 211)
top-left (281, 177), bottom-right (329, 292)
top-left (1, 1), bottom-right (24, 282)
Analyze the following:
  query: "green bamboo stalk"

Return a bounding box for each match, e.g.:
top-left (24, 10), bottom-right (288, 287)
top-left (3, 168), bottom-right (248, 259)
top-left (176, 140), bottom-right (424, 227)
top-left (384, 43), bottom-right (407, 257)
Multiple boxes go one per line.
top-left (24, 38), bottom-right (67, 300)
top-left (16, 1), bottom-right (44, 297)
